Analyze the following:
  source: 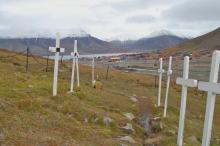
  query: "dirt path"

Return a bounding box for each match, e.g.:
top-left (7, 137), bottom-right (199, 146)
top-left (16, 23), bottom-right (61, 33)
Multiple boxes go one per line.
top-left (137, 96), bottom-right (154, 134)
top-left (137, 95), bottom-right (163, 146)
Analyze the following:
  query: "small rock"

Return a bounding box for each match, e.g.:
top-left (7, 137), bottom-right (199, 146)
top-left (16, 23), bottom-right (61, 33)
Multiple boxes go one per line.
top-left (93, 117), bottom-right (99, 123)
top-left (123, 113), bottom-right (135, 121)
top-left (0, 132), bottom-right (5, 140)
top-left (94, 81), bottom-right (103, 90)
top-left (67, 91), bottom-right (74, 94)
top-left (13, 62), bottom-right (21, 66)
top-left (84, 117), bottom-right (88, 123)
top-left (0, 102), bottom-right (6, 110)
top-left (28, 85), bottom-right (33, 88)
top-left (103, 117), bottom-right (113, 126)
top-left (129, 97), bottom-right (138, 103)
top-left (119, 144), bottom-right (128, 146)
top-left (165, 129), bottom-right (176, 136)
top-left (92, 80), bottom-right (96, 87)
top-left (67, 112), bottom-right (74, 118)
top-left (150, 119), bottom-right (163, 133)
top-left (189, 135), bottom-right (199, 143)
top-left (121, 123), bottom-right (134, 134)
top-left (152, 117), bottom-right (161, 121)
top-left (120, 136), bottom-right (136, 144)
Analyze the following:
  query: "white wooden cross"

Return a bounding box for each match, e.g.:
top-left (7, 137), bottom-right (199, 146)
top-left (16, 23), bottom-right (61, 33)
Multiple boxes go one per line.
top-left (198, 50), bottom-right (220, 146)
top-left (163, 56), bottom-right (173, 117)
top-left (49, 32), bottom-right (65, 96)
top-left (92, 57), bottom-right (96, 86)
top-left (176, 56), bottom-right (198, 146)
top-left (70, 40), bottom-right (80, 93)
top-left (157, 58), bottom-right (165, 106)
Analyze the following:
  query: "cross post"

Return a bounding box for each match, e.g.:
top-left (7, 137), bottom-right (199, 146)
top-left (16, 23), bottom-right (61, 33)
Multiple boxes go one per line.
top-left (163, 56), bottom-right (173, 117)
top-left (70, 40), bottom-right (80, 93)
top-left (157, 58), bottom-right (165, 106)
top-left (198, 50), bottom-right (220, 146)
top-left (176, 56), bottom-right (198, 146)
top-left (49, 32), bottom-right (65, 96)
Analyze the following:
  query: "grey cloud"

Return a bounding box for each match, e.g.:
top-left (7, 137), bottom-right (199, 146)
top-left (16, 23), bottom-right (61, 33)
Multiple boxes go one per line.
top-left (163, 0), bottom-right (220, 22)
top-left (126, 15), bottom-right (156, 23)
top-left (98, 0), bottom-right (178, 12)
top-left (0, 0), bottom-right (219, 39)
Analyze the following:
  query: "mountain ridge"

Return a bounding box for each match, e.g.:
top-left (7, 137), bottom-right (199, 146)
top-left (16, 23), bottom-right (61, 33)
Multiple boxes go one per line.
top-left (0, 35), bottom-right (121, 56)
top-left (162, 27), bottom-right (220, 56)
top-left (110, 34), bottom-right (188, 51)
top-left (0, 30), bottom-right (190, 55)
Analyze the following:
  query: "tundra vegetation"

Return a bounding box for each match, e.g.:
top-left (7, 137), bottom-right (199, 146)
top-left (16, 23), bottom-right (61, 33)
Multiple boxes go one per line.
top-left (0, 49), bottom-right (219, 146)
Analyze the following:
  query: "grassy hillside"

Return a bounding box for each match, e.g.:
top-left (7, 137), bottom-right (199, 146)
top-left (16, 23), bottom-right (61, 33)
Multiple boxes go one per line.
top-left (0, 49), bottom-right (219, 146)
top-left (162, 27), bottom-right (220, 57)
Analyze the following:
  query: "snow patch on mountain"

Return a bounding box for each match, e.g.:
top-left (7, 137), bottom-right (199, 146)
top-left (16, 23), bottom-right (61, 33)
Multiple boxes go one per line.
top-left (67, 30), bottom-right (90, 38)
top-left (1, 29), bottom-right (91, 39)
top-left (147, 30), bottom-right (189, 39)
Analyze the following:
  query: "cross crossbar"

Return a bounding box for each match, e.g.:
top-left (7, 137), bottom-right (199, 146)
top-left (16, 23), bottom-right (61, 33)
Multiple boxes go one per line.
top-left (49, 47), bottom-right (65, 53)
top-left (158, 69), bottom-right (165, 73)
top-left (198, 82), bottom-right (220, 94)
top-left (176, 78), bottom-right (198, 87)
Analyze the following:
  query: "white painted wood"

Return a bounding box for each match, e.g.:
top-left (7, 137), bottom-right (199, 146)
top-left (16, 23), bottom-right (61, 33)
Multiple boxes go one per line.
top-left (199, 82), bottom-right (220, 94)
top-left (199, 50), bottom-right (220, 146)
top-left (49, 47), bottom-right (56, 52)
top-left (76, 57), bottom-right (80, 87)
top-left (49, 35), bottom-right (64, 53)
top-left (53, 52), bottom-right (59, 96)
top-left (70, 58), bottom-right (76, 92)
top-left (157, 58), bottom-right (165, 106)
top-left (176, 78), bottom-right (198, 87)
top-left (176, 56), bottom-right (198, 146)
top-left (70, 40), bottom-right (80, 92)
top-left (163, 56), bottom-right (173, 117)
top-left (49, 47), bottom-right (65, 53)
top-left (49, 32), bottom-right (65, 96)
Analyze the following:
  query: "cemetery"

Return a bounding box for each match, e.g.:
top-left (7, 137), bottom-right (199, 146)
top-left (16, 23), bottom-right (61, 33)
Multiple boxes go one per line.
top-left (0, 31), bottom-right (219, 146)
top-left (0, 0), bottom-right (220, 145)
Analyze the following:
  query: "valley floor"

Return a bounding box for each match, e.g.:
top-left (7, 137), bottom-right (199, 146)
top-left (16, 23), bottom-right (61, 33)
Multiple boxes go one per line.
top-left (0, 49), bottom-right (219, 146)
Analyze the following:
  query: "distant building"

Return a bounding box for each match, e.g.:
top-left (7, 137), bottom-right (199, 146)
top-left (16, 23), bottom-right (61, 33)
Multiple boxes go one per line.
top-left (109, 57), bottom-right (121, 62)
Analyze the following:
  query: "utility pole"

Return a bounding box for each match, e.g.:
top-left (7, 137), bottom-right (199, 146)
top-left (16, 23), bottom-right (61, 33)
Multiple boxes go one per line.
top-left (26, 46), bottom-right (29, 72)
top-left (46, 54), bottom-right (49, 72)
top-left (61, 55), bottom-right (63, 65)
top-left (106, 64), bottom-right (110, 80)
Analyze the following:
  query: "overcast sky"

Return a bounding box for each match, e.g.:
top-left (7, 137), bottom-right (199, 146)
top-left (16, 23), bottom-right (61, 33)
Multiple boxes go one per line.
top-left (0, 0), bottom-right (220, 40)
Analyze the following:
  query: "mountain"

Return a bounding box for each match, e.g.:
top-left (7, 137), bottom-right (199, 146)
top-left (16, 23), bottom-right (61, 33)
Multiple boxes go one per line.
top-left (110, 32), bottom-right (188, 51)
top-left (162, 27), bottom-right (220, 56)
top-left (0, 34), bottom-right (120, 56)
top-left (0, 30), bottom-right (189, 55)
